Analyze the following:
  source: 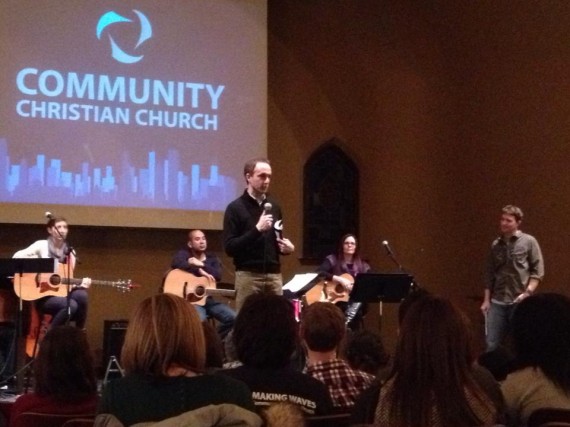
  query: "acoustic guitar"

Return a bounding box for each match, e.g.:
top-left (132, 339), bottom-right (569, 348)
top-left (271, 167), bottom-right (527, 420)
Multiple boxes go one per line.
top-left (13, 271), bottom-right (135, 301)
top-left (304, 273), bottom-right (354, 305)
top-left (162, 269), bottom-right (235, 305)
top-left (18, 265), bottom-right (136, 358)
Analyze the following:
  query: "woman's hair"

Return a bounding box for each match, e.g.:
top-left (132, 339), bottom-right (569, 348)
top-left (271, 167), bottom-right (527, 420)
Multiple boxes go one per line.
top-left (121, 293), bottom-right (206, 376)
top-left (46, 216), bottom-right (67, 228)
top-left (384, 295), bottom-right (495, 426)
top-left (511, 293), bottom-right (570, 393)
top-left (233, 293), bottom-right (298, 369)
top-left (34, 325), bottom-right (97, 401)
top-left (332, 233), bottom-right (366, 275)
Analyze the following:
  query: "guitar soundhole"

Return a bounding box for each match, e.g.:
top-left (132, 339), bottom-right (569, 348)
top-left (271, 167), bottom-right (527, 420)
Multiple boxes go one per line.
top-left (194, 286), bottom-right (205, 297)
top-left (50, 274), bottom-right (61, 285)
top-left (335, 283), bottom-right (344, 294)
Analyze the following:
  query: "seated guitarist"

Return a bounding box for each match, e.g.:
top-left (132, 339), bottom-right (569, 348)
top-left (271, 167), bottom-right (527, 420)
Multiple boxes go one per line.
top-left (316, 234), bottom-right (370, 330)
top-left (171, 229), bottom-right (236, 339)
top-left (13, 215), bottom-right (91, 330)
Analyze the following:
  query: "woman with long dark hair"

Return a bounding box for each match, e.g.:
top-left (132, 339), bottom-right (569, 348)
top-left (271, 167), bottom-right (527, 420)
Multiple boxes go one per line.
top-left (10, 326), bottom-right (98, 425)
top-left (316, 233), bottom-right (370, 328)
top-left (373, 295), bottom-right (499, 426)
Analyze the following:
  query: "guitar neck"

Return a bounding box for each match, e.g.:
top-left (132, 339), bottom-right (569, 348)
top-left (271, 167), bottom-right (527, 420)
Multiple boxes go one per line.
top-left (207, 288), bottom-right (235, 298)
top-left (60, 277), bottom-right (121, 288)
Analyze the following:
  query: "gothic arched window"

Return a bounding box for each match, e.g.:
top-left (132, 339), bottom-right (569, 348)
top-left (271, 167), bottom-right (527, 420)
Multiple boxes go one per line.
top-left (303, 140), bottom-right (359, 261)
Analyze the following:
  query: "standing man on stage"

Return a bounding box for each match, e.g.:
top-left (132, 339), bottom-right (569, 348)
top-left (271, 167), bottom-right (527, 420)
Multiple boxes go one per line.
top-left (223, 157), bottom-right (295, 310)
top-left (481, 205), bottom-right (544, 351)
top-left (171, 229), bottom-right (235, 339)
top-left (13, 215), bottom-right (90, 330)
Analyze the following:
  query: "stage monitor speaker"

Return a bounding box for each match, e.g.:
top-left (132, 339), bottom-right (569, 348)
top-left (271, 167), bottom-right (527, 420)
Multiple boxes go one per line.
top-left (102, 320), bottom-right (128, 372)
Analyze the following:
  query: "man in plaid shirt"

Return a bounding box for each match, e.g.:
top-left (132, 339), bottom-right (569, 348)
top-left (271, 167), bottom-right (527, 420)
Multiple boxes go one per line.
top-left (301, 302), bottom-right (375, 412)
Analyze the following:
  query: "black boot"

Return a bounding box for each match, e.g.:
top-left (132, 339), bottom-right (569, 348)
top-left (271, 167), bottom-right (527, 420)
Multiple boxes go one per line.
top-left (345, 302), bottom-right (363, 328)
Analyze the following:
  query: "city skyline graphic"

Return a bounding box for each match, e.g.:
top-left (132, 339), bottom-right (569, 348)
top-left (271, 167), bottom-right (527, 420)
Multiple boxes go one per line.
top-left (0, 138), bottom-right (237, 211)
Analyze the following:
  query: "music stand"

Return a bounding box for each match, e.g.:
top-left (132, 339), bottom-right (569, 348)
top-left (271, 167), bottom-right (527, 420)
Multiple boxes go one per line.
top-left (351, 272), bottom-right (414, 303)
top-left (351, 272), bottom-right (414, 331)
top-left (0, 258), bottom-right (55, 393)
top-left (0, 258), bottom-right (56, 278)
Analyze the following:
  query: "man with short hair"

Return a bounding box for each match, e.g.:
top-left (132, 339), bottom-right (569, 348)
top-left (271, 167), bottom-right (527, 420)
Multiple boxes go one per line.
top-left (223, 293), bottom-right (333, 416)
top-left (301, 302), bottom-right (375, 412)
top-left (481, 205), bottom-right (544, 351)
top-left (171, 229), bottom-right (235, 339)
top-left (222, 158), bottom-right (294, 310)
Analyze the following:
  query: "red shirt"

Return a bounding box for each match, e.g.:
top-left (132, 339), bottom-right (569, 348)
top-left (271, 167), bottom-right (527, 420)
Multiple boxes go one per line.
top-left (9, 393), bottom-right (97, 426)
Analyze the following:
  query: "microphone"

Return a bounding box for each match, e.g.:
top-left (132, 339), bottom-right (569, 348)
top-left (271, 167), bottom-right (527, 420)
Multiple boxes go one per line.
top-left (382, 240), bottom-right (394, 256)
top-left (263, 202), bottom-right (272, 213)
top-left (45, 211), bottom-right (55, 220)
top-left (274, 219), bottom-right (283, 239)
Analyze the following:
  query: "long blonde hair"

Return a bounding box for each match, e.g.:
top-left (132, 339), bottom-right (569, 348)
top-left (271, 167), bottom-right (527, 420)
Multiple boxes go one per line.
top-left (121, 293), bottom-right (206, 376)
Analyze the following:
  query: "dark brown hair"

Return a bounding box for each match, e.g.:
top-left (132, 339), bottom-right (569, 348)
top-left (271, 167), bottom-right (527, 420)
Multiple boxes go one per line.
top-left (332, 234), bottom-right (367, 275)
top-left (34, 325), bottom-right (97, 401)
top-left (46, 216), bottom-right (67, 229)
top-left (385, 295), bottom-right (496, 426)
top-left (243, 157), bottom-right (270, 177)
top-left (301, 302), bottom-right (345, 352)
top-left (233, 293), bottom-right (297, 369)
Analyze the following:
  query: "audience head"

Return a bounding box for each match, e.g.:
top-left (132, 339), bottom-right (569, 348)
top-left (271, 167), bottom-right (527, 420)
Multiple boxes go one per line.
top-left (121, 293), bottom-right (206, 376)
top-left (345, 329), bottom-right (390, 376)
top-left (511, 292), bottom-right (570, 392)
top-left (301, 302), bottom-right (346, 353)
top-left (233, 293), bottom-right (297, 369)
top-left (34, 325), bottom-right (97, 401)
top-left (477, 345), bottom-right (515, 382)
top-left (386, 294), bottom-right (494, 426)
top-left (397, 287), bottom-right (430, 326)
top-left (396, 294), bottom-right (476, 374)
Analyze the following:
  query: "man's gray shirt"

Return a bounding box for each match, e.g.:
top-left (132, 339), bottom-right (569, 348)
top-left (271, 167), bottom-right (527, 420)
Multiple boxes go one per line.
top-left (485, 230), bottom-right (544, 304)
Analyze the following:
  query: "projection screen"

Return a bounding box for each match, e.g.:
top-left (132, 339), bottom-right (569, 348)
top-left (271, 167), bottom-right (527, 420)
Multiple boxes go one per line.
top-left (0, 0), bottom-right (267, 229)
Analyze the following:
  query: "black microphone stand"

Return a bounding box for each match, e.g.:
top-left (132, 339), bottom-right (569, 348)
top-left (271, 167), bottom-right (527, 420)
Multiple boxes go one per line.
top-left (385, 249), bottom-right (403, 271)
top-left (382, 242), bottom-right (421, 291)
top-left (51, 226), bottom-right (76, 326)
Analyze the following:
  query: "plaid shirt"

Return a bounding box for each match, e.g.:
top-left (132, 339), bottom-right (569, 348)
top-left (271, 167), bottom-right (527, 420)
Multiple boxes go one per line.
top-left (305, 359), bottom-right (375, 411)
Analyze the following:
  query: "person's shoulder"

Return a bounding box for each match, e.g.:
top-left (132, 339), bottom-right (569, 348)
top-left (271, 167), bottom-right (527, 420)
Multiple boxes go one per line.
top-left (13, 239), bottom-right (47, 257)
top-left (204, 372), bottom-right (250, 388)
top-left (325, 254), bottom-right (336, 263)
top-left (13, 392), bottom-right (41, 408)
top-left (520, 232), bottom-right (539, 243)
top-left (292, 369), bottom-right (331, 389)
top-left (227, 191), bottom-right (250, 205)
top-left (205, 251), bottom-right (220, 260)
top-left (174, 246), bottom-right (190, 255)
top-left (491, 236), bottom-right (502, 247)
top-left (219, 366), bottom-right (247, 380)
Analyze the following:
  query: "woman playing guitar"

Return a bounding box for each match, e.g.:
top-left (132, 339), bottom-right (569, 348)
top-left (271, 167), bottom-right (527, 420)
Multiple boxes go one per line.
top-left (316, 234), bottom-right (370, 330)
top-left (13, 215), bottom-right (91, 332)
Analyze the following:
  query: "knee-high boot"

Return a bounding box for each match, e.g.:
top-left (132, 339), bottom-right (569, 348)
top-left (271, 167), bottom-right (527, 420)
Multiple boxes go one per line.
top-left (345, 302), bottom-right (362, 326)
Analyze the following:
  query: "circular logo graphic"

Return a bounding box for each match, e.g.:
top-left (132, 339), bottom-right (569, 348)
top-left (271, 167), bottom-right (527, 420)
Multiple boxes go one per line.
top-left (96, 10), bottom-right (152, 64)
